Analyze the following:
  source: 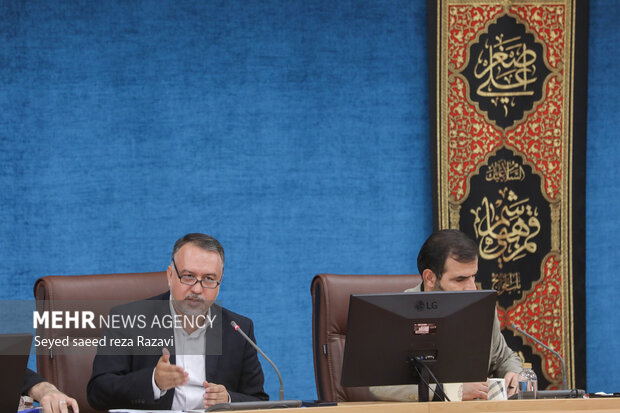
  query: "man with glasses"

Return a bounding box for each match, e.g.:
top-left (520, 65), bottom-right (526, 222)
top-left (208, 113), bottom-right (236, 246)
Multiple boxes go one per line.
top-left (87, 233), bottom-right (268, 411)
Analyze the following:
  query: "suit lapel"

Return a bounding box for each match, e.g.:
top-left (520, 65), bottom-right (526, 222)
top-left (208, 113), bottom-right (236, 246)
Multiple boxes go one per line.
top-left (205, 304), bottom-right (223, 382)
top-left (205, 354), bottom-right (220, 382)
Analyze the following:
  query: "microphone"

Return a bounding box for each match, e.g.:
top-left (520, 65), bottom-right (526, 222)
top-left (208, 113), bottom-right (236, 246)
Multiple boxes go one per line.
top-left (231, 320), bottom-right (285, 401)
top-left (511, 323), bottom-right (567, 390)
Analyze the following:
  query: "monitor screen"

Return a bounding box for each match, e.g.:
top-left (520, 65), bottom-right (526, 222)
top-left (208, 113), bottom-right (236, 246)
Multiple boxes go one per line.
top-left (341, 290), bottom-right (496, 388)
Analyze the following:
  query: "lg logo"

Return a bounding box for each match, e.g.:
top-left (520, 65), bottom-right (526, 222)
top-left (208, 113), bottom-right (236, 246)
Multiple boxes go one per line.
top-left (415, 300), bottom-right (438, 311)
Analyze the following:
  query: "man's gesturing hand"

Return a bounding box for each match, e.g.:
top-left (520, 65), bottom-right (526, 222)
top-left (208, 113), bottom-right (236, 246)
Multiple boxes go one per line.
top-left (203, 381), bottom-right (230, 407)
top-left (154, 348), bottom-right (189, 390)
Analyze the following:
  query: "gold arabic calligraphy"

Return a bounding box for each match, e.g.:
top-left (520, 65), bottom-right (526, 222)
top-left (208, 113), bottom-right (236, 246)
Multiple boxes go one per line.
top-left (492, 271), bottom-right (522, 295)
top-left (471, 187), bottom-right (540, 268)
top-left (485, 159), bottom-right (525, 182)
top-left (474, 33), bottom-right (538, 116)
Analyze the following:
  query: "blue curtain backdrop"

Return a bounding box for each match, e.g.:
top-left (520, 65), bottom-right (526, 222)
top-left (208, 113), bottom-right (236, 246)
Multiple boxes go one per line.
top-left (585, 0), bottom-right (619, 395)
top-left (0, 0), bottom-right (617, 399)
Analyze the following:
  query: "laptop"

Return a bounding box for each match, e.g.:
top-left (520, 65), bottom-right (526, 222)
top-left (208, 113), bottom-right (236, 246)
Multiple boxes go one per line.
top-left (0, 333), bottom-right (33, 412)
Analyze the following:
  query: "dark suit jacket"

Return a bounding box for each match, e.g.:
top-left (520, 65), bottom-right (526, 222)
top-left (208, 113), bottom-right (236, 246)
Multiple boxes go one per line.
top-left (87, 292), bottom-right (268, 410)
top-left (22, 368), bottom-right (45, 395)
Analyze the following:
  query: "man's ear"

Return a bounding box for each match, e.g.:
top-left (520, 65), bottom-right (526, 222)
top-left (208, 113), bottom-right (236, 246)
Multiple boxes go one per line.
top-left (167, 265), bottom-right (173, 287)
top-left (422, 268), bottom-right (437, 290)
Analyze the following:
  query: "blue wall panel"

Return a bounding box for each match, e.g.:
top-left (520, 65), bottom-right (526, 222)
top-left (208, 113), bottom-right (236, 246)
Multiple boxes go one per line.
top-left (0, 0), bottom-right (617, 401)
top-left (1, 0), bottom-right (431, 400)
top-left (586, 0), bottom-right (620, 394)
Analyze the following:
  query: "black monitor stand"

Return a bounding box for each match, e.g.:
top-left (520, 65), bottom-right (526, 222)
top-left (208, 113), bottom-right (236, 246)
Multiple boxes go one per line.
top-left (409, 358), bottom-right (430, 402)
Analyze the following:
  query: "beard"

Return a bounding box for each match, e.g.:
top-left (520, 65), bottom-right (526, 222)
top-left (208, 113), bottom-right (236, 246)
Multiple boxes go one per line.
top-left (433, 279), bottom-right (445, 291)
top-left (173, 293), bottom-right (210, 317)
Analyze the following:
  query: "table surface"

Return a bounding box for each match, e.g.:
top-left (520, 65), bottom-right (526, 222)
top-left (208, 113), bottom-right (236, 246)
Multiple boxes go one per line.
top-left (200, 398), bottom-right (620, 413)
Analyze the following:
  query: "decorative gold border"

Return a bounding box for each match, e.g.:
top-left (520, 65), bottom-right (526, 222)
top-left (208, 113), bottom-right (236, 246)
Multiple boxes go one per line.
top-left (507, 252), bottom-right (562, 384)
top-left (565, 0), bottom-right (576, 389)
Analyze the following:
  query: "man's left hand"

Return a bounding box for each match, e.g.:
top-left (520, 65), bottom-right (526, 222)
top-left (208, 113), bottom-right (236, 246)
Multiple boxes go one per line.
top-left (39, 390), bottom-right (79, 413)
top-left (30, 381), bottom-right (79, 413)
top-left (504, 372), bottom-right (520, 397)
top-left (40, 390), bottom-right (79, 413)
top-left (203, 381), bottom-right (230, 407)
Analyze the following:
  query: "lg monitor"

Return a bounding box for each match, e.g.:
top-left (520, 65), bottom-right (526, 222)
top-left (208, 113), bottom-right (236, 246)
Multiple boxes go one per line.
top-left (341, 290), bottom-right (497, 402)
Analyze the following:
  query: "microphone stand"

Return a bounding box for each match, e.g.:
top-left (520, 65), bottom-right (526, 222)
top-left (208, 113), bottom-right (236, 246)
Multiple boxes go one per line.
top-left (511, 323), bottom-right (567, 390)
top-left (231, 321), bottom-right (285, 400)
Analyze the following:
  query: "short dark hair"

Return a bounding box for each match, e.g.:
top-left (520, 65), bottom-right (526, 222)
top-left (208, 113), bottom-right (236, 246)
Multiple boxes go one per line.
top-left (171, 233), bottom-right (225, 269)
top-left (417, 230), bottom-right (478, 279)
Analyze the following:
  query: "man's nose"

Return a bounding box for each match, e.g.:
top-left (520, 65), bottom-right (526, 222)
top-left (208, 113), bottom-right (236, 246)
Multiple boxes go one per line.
top-left (190, 280), bottom-right (204, 293)
top-left (465, 277), bottom-right (477, 291)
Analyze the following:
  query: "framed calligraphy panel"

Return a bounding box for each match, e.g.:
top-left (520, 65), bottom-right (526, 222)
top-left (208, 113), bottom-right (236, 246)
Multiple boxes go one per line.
top-left (427, 0), bottom-right (588, 389)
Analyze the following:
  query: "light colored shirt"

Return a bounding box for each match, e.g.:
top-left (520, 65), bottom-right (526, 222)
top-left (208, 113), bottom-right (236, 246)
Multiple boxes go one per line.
top-left (151, 300), bottom-right (209, 411)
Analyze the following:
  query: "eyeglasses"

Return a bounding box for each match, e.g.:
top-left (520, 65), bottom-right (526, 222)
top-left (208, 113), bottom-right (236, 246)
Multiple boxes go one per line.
top-left (172, 258), bottom-right (221, 289)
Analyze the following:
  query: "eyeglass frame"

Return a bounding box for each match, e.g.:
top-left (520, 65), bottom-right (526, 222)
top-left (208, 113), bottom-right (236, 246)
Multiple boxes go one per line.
top-left (172, 257), bottom-right (222, 289)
